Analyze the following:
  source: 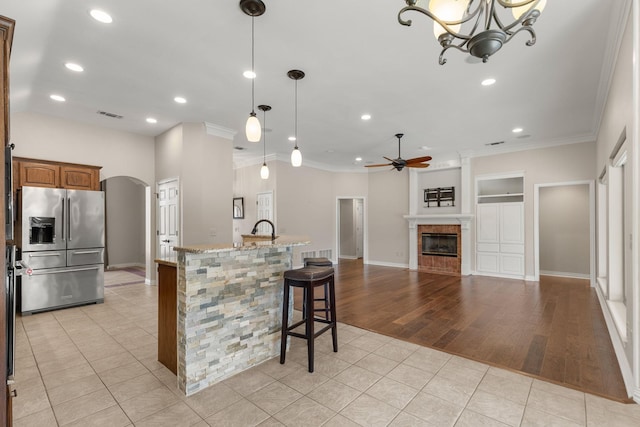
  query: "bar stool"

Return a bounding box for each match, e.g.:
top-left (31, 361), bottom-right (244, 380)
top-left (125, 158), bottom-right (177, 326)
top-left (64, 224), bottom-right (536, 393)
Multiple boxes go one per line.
top-left (303, 257), bottom-right (333, 319)
top-left (280, 266), bottom-right (337, 372)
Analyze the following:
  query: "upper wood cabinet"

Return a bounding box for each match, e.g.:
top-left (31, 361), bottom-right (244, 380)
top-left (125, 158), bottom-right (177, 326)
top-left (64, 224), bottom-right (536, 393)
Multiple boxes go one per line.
top-left (13, 157), bottom-right (101, 191)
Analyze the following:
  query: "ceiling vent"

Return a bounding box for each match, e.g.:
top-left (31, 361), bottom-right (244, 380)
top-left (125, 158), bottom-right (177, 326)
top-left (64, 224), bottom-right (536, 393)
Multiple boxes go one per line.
top-left (97, 110), bottom-right (123, 119)
top-left (234, 146), bottom-right (246, 151)
top-left (486, 141), bottom-right (505, 146)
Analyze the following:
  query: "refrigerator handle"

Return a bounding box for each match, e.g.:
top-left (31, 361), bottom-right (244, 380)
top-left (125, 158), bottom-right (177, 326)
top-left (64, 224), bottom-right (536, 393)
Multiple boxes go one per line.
top-left (67, 197), bottom-right (72, 241)
top-left (61, 196), bottom-right (66, 241)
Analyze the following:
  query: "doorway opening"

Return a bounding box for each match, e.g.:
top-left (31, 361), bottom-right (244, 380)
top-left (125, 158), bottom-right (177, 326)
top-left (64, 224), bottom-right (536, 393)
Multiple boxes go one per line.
top-left (337, 198), bottom-right (365, 261)
top-left (533, 181), bottom-right (595, 284)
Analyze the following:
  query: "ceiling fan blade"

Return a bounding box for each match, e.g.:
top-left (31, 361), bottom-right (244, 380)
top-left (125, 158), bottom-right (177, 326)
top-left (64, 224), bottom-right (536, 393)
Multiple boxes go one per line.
top-left (405, 163), bottom-right (430, 168)
top-left (365, 163), bottom-right (393, 168)
top-left (405, 156), bottom-right (433, 164)
top-left (383, 156), bottom-right (395, 163)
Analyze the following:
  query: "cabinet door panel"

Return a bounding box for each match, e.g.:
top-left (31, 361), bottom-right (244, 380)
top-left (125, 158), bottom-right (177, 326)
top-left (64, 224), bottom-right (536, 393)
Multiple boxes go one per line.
top-left (500, 254), bottom-right (524, 276)
top-left (61, 166), bottom-right (99, 190)
top-left (19, 161), bottom-right (60, 188)
top-left (500, 243), bottom-right (524, 254)
top-left (477, 252), bottom-right (499, 273)
top-left (500, 203), bottom-right (524, 244)
top-left (477, 204), bottom-right (499, 243)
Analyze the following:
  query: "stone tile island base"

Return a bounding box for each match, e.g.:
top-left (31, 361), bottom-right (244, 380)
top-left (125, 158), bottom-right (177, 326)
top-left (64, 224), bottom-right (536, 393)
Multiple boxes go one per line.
top-left (174, 237), bottom-right (309, 396)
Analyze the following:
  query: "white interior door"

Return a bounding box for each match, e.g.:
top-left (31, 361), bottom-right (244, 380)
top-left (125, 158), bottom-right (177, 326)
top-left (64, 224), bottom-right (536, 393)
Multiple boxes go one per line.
top-left (157, 179), bottom-right (180, 259)
top-left (256, 191), bottom-right (273, 235)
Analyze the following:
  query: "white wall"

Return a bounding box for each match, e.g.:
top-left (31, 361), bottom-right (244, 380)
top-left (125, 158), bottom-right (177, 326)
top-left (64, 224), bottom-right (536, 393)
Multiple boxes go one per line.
top-left (104, 176), bottom-right (146, 268)
top-left (367, 169), bottom-right (409, 267)
top-left (594, 8), bottom-right (637, 398)
top-left (539, 185), bottom-right (590, 277)
top-left (232, 159), bottom-right (277, 242)
top-left (11, 112), bottom-right (155, 186)
top-left (471, 142), bottom-right (597, 278)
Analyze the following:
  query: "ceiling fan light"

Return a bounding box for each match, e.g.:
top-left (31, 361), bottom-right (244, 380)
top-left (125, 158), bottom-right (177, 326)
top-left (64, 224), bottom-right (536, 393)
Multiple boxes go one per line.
top-left (511, 0), bottom-right (546, 20)
top-left (260, 163), bottom-right (269, 179)
top-left (246, 113), bottom-right (261, 142)
top-left (428, 0), bottom-right (469, 39)
top-left (291, 147), bottom-right (302, 167)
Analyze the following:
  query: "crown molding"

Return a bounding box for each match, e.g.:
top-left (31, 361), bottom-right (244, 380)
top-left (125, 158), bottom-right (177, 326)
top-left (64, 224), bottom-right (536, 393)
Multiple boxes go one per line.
top-left (465, 132), bottom-right (597, 159)
top-left (204, 122), bottom-right (237, 140)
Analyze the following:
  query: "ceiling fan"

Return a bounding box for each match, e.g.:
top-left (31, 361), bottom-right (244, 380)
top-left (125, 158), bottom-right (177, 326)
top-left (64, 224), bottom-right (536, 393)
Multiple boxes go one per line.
top-left (365, 133), bottom-right (432, 171)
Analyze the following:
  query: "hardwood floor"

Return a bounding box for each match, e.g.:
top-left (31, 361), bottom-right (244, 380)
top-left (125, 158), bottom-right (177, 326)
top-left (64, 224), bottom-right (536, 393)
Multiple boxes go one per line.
top-left (298, 259), bottom-right (630, 402)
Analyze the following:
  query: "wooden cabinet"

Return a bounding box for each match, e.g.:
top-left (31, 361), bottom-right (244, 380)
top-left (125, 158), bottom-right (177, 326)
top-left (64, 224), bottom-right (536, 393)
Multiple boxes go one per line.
top-left (1, 14), bottom-right (15, 427)
top-left (157, 262), bottom-right (177, 375)
top-left (475, 174), bottom-right (525, 278)
top-left (13, 157), bottom-right (101, 191)
top-left (476, 202), bottom-right (525, 277)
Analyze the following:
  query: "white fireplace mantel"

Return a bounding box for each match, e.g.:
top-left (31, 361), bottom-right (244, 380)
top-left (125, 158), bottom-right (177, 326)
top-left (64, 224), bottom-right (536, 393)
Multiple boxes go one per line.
top-left (404, 214), bottom-right (474, 275)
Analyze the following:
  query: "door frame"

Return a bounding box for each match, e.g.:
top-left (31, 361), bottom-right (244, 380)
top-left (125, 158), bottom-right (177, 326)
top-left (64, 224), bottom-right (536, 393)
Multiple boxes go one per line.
top-left (335, 196), bottom-right (367, 264)
top-left (156, 177), bottom-right (181, 262)
top-left (533, 180), bottom-right (595, 284)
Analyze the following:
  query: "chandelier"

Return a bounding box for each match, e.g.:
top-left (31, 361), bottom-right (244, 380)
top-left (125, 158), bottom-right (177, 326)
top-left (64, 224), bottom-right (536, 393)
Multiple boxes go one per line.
top-left (398, 0), bottom-right (546, 65)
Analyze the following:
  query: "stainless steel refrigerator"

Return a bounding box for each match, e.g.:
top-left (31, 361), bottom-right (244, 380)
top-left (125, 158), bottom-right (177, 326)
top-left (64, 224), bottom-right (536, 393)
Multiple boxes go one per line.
top-left (16, 186), bottom-right (105, 315)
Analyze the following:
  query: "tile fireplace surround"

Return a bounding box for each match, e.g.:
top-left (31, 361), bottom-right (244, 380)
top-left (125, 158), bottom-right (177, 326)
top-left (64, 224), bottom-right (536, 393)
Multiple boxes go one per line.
top-left (404, 214), bottom-right (473, 275)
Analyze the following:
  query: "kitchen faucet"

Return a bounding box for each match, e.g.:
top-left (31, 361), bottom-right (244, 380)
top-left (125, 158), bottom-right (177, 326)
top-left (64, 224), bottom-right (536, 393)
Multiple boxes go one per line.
top-left (251, 219), bottom-right (276, 241)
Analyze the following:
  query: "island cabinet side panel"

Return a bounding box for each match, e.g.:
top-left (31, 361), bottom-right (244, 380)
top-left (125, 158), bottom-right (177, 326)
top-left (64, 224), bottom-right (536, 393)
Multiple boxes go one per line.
top-left (176, 247), bottom-right (292, 396)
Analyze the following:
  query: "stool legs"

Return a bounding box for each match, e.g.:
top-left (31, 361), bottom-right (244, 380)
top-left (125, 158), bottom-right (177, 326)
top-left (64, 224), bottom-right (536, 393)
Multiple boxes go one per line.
top-left (329, 276), bottom-right (338, 352)
top-left (305, 285), bottom-right (315, 372)
top-left (280, 282), bottom-right (290, 365)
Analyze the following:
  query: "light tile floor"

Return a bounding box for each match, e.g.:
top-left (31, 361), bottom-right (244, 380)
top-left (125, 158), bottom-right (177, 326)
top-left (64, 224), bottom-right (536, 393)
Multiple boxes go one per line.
top-left (11, 269), bottom-right (640, 426)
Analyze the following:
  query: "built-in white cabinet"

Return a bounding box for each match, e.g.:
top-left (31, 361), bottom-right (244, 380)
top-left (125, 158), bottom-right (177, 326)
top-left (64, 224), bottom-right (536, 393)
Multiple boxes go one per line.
top-left (476, 175), bottom-right (525, 278)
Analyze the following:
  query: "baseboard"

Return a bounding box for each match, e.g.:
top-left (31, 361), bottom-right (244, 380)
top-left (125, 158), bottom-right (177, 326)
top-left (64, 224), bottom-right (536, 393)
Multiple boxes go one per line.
top-left (365, 260), bottom-right (409, 269)
top-left (106, 262), bottom-right (145, 270)
top-left (472, 271), bottom-right (527, 281)
top-left (595, 285), bottom-right (635, 399)
top-left (145, 278), bottom-right (155, 286)
top-left (540, 270), bottom-right (590, 280)
top-left (338, 255), bottom-right (358, 260)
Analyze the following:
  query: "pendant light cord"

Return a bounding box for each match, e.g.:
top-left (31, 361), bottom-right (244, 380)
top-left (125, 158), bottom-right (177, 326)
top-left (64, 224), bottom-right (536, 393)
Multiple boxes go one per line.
top-left (294, 80), bottom-right (298, 149)
top-left (251, 15), bottom-right (255, 114)
top-left (263, 110), bottom-right (267, 161)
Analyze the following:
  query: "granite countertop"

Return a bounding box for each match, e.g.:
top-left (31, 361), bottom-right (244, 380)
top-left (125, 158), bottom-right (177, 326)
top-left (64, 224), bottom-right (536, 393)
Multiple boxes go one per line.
top-left (154, 256), bottom-right (178, 267)
top-left (173, 235), bottom-right (310, 254)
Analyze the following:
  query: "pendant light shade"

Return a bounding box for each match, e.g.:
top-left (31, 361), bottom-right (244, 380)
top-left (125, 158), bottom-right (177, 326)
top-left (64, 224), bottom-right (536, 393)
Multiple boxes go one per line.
top-left (291, 148), bottom-right (302, 167)
top-left (240, 0), bottom-right (265, 142)
top-left (287, 69), bottom-right (305, 168)
top-left (258, 104), bottom-right (271, 179)
top-left (246, 113), bottom-right (261, 142)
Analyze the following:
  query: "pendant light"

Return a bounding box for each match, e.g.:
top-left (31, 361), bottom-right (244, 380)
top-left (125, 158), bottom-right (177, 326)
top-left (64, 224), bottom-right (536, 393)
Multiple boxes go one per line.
top-left (288, 69), bottom-right (305, 167)
top-left (240, 0), bottom-right (265, 142)
top-left (258, 104), bottom-right (271, 179)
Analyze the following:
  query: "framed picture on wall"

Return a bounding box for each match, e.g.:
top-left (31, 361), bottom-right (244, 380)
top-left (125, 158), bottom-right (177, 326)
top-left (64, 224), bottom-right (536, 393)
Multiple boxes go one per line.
top-left (233, 197), bottom-right (244, 219)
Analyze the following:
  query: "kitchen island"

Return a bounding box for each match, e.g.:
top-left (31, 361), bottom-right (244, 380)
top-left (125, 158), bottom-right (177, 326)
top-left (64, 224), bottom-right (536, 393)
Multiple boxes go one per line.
top-left (168, 236), bottom-right (309, 396)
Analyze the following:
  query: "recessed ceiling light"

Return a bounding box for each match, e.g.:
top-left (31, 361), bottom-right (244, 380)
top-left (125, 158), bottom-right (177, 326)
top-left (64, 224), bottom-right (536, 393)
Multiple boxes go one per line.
top-left (50, 94), bottom-right (66, 102)
top-left (243, 70), bottom-right (256, 79)
top-left (355, 157), bottom-right (363, 162)
top-left (65, 62), bottom-right (84, 72)
top-left (288, 136), bottom-right (296, 142)
top-left (174, 96), bottom-right (187, 104)
top-left (146, 117), bottom-right (157, 124)
top-left (481, 78), bottom-right (496, 86)
top-left (90, 9), bottom-right (113, 24)
top-left (512, 127), bottom-right (524, 133)
top-left (361, 114), bottom-right (371, 121)
top-left (421, 145), bottom-right (431, 150)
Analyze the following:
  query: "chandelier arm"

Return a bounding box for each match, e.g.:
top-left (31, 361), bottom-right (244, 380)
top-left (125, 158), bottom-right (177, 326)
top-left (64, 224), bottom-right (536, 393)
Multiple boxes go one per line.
top-left (503, 25), bottom-right (537, 47)
top-left (495, 0), bottom-right (540, 9)
top-left (438, 44), bottom-right (471, 66)
top-left (398, 3), bottom-right (484, 41)
top-left (496, 0), bottom-right (542, 32)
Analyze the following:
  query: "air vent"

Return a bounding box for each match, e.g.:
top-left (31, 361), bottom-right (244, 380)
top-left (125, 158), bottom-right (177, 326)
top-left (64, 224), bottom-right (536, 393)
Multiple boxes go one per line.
top-left (97, 110), bottom-right (123, 119)
top-left (234, 146), bottom-right (246, 151)
top-left (485, 141), bottom-right (505, 146)
top-left (517, 134), bottom-right (531, 139)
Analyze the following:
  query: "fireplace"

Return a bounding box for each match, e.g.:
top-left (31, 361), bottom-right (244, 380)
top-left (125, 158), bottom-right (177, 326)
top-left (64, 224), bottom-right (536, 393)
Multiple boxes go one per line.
top-left (415, 224), bottom-right (462, 275)
top-left (422, 233), bottom-right (457, 257)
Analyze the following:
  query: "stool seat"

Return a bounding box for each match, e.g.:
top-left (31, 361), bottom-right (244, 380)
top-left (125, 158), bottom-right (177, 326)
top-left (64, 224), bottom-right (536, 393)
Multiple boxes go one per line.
top-left (303, 257), bottom-right (333, 267)
top-left (280, 265), bottom-right (338, 373)
top-left (284, 266), bottom-right (334, 281)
